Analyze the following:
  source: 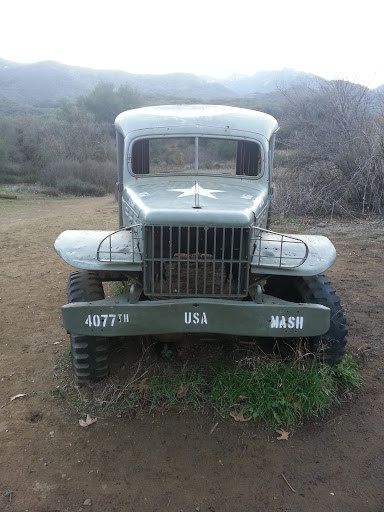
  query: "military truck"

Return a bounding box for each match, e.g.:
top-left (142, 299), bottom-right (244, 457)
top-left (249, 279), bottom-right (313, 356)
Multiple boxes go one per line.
top-left (55, 105), bottom-right (347, 384)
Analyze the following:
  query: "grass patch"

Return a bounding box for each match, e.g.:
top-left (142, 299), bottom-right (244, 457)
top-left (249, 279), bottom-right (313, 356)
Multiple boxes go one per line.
top-left (112, 281), bottom-right (131, 295)
top-left (210, 353), bottom-right (360, 425)
top-left (53, 339), bottom-right (361, 427)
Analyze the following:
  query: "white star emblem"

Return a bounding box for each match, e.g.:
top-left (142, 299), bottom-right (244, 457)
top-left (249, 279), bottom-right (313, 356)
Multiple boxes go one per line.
top-left (169, 184), bottom-right (225, 199)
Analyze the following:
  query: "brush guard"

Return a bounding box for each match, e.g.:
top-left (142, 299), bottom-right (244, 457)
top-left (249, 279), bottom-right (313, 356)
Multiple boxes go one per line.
top-left (97, 225), bottom-right (143, 263)
top-left (251, 227), bottom-right (309, 269)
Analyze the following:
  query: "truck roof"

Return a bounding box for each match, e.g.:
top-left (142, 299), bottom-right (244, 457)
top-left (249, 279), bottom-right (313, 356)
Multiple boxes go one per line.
top-left (115, 105), bottom-right (279, 140)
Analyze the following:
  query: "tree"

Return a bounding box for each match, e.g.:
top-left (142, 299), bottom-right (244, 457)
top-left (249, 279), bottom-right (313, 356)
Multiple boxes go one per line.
top-left (276, 79), bottom-right (384, 215)
top-left (77, 82), bottom-right (142, 124)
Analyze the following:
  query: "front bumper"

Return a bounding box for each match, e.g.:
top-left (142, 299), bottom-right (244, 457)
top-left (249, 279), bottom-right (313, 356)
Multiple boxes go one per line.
top-left (62, 294), bottom-right (330, 338)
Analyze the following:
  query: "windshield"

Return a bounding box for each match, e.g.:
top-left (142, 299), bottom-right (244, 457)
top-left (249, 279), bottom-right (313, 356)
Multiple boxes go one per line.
top-left (130, 136), bottom-right (262, 177)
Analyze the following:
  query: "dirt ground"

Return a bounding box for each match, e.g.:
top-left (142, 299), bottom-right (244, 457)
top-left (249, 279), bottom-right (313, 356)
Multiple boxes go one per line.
top-left (0, 194), bottom-right (383, 512)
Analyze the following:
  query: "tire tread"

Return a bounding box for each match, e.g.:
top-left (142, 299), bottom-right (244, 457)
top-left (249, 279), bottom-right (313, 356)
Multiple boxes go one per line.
top-left (67, 270), bottom-right (109, 384)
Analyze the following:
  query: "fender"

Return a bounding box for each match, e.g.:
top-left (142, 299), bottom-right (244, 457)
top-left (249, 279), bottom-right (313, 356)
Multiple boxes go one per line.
top-left (250, 231), bottom-right (336, 276)
top-left (54, 229), bottom-right (142, 271)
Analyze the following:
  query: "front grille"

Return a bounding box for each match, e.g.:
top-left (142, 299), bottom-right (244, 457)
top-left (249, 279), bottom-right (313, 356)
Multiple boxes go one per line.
top-left (143, 226), bottom-right (250, 298)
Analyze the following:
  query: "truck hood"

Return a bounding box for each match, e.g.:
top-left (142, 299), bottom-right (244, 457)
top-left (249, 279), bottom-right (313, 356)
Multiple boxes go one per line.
top-left (123, 177), bottom-right (268, 226)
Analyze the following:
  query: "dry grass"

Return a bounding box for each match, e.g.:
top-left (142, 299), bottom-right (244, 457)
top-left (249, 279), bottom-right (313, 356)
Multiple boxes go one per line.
top-left (53, 336), bottom-right (361, 426)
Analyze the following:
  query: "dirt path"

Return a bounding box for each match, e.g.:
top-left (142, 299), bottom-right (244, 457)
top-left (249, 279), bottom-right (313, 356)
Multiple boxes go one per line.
top-left (0, 195), bottom-right (383, 512)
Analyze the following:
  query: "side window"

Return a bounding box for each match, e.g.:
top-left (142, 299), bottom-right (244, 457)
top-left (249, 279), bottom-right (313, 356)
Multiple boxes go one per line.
top-left (236, 141), bottom-right (261, 176)
top-left (132, 139), bottom-right (149, 174)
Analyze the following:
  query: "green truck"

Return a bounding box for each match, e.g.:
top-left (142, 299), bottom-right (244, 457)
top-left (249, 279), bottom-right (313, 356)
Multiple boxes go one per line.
top-left (55, 105), bottom-right (347, 384)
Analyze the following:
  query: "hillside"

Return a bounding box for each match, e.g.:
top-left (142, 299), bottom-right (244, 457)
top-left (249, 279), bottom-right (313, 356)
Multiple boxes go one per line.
top-left (1, 58), bottom-right (382, 112)
top-left (0, 59), bottom-right (236, 107)
top-left (0, 59), bottom-right (324, 109)
top-left (218, 68), bottom-right (321, 94)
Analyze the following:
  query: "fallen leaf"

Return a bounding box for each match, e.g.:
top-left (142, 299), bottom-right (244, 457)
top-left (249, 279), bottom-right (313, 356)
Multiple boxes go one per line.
top-left (4, 489), bottom-right (14, 503)
top-left (230, 406), bottom-right (251, 422)
top-left (293, 402), bottom-right (302, 411)
top-left (79, 414), bottom-right (97, 427)
top-left (10, 394), bottom-right (26, 401)
top-left (276, 428), bottom-right (290, 441)
top-left (176, 383), bottom-right (188, 399)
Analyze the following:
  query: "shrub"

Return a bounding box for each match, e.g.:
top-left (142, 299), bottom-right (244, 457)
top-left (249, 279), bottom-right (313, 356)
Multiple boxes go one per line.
top-left (56, 178), bottom-right (105, 196)
top-left (277, 80), bottom-right (384, 216)
top-left (38, 159), bottom-right (116, 196)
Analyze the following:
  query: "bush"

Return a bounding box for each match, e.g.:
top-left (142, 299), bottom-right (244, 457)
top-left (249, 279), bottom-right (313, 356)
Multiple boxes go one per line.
top-left (38, 159), bottom-right (116, 196)
top-left (277, 80), bottom-right (384, 216)
top-left (0, 164), bottom-right (37, 184)
top-left (56, 178), bottom-right (105, 196)
top-left (40, 186), bottom-right (59, 197)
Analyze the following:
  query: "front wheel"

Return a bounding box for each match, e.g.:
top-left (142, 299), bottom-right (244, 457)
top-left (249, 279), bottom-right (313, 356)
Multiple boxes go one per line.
top-left (67, 270), bottom-right (109, 384)
top-left (264, 274), bottom-right (347, 364)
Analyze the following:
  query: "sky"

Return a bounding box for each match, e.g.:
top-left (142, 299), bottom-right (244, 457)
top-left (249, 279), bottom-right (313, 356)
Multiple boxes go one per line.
top-left (1, 0), bottom-right (382, 88)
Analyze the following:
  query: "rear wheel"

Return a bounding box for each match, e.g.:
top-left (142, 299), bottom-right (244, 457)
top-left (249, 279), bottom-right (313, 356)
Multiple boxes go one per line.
top-left (264, 274), bottom-right (347, 364)
top-left (67, 270), bottom-right (109, 384)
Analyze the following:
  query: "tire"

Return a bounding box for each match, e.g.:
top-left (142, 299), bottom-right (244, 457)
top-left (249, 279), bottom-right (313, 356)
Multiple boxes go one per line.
top-left (264, 274), bottom-right (347, 364)
top-left (67, 270), bottom-right (109, 384)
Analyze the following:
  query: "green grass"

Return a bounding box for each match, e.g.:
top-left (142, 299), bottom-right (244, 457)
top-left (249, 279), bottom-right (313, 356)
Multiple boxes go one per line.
top-left (209, 354), bottom-right (360, 425)
top-left (112, 281), bottom-right (131, 295)
top-left (53, 343), bottom-right (361, 427)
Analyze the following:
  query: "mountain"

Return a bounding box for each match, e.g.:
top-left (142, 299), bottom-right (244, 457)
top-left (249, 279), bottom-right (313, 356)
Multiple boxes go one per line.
top-left (1, 58), bottom-right (381, 111)
top-left (218, 68), bottom-right (321, 95)
top-left (0, 58), bottom-right (236, 107)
